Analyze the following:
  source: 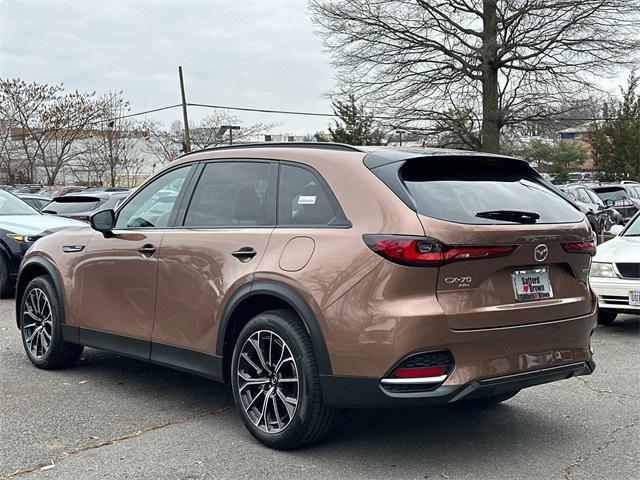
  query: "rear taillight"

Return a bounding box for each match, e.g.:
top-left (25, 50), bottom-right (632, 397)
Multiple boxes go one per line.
top-left (614, 199), bottom-right (634, 207)
top-left (562, 240), bottom-right (596, 255)
top-left (363, 235), bottom-right (516, 266)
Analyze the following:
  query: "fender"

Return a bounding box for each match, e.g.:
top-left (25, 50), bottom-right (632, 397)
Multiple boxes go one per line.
top-left (216, 280), bottom-right (333, 375)
top-left (15, 256), bottom-right (78, 341)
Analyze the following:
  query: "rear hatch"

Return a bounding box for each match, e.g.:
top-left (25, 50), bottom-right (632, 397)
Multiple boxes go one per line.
top-left (41, 195), bottom-right (105, 222)
top-left (372, 154), bottom-right (595, 330)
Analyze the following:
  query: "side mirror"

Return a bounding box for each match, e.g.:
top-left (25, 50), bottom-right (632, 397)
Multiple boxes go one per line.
top-left (609, 224), bottom-right (624, 236)
top-left (90, 209), bottom-right (115, 237)
top-left (604, 199), bottom-right (615, 207)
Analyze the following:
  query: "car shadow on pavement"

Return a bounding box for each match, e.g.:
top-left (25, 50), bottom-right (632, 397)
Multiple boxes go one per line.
top-left (608, 315), bottom-right (640, 334)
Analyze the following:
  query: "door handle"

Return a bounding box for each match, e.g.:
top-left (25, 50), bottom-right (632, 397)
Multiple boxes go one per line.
top-left (232, 248), bottom-right (257, 260)
top-left (138, 244), bottom-right (157, 257)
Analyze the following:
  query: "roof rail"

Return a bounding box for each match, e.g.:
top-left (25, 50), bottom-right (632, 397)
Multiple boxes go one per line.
top-left (179, 142), bottom-right (365, 158)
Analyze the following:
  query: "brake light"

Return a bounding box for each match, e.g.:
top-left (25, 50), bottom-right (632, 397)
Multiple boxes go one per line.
top-left (562, 240), bottom-right (596, 255)
top-left (363, 235), bottom-right (516, 266)
top-left (614, 199), bottom-right (634, 207)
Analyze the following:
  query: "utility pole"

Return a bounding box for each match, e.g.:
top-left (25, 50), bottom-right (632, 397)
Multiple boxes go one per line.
top-left (178, 66), bottom-right (191, 153)
top-left (396, 130), bottom-right (403, 146)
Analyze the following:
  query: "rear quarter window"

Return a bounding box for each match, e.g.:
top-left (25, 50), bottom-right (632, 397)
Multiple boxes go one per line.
top-left (400, 159), bottom-right (583, 225)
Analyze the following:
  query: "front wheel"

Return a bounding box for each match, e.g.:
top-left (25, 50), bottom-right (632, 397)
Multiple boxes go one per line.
top-left (20, 275), bottom-right (83, 369)
top-left (231, 309), bottom-right (337, 449)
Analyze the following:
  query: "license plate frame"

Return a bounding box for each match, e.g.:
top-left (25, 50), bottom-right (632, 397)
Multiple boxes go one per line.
top-left (511, 267), bottom-right (554, 302)
top-left (630, 289), bottom-right (640, 306)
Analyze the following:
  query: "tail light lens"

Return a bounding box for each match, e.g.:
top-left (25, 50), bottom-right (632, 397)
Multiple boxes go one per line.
top-left (614, 199), bottom-right (634, 207)
top-left (562, 240), bottom-right (596, 255)
top-left (363, 235), bottom-right (516, 266)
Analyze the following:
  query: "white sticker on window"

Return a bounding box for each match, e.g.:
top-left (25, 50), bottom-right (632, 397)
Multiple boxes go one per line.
top-left (297, 195), bottom-right (317, 205)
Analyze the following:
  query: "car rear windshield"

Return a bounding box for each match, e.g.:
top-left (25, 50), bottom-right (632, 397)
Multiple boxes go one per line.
top-left (43, 197), bottom-right (103, 214)
top-left (400, 159), bottom-right (583, 225)
top-left (592, 187), bottom-right (627, 202)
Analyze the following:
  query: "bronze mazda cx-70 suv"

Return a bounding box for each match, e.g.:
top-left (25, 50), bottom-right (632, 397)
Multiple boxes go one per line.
top-left (16, 143), bottom-right (597, 449)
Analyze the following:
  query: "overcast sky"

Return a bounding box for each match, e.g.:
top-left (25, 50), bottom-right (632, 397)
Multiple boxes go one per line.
top-left (0, 0), bottom-right (336, 134)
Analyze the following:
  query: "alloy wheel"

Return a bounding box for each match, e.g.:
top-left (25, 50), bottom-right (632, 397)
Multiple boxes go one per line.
top-left (236, 330), bottom-right (299, 434)
top-left (22, 288), bottom-right (53, 359)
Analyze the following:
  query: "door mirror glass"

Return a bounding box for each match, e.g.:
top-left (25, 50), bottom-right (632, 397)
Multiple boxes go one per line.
top-left (604, 198), bottom-right (615, 207)
top-left (91, 209), bottom-right (115, 234)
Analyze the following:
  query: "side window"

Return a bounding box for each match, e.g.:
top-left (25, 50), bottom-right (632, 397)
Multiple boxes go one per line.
top-left (184, 162), bottom-right (272, 227)
top-left (115, 166), bottom-right (191, 229)
top-left (586, 189), bottom-right (603, 205)
top-left (576, 188), bottom-right (591, 203)
top-left (278, 164), bottom-right (338, 226)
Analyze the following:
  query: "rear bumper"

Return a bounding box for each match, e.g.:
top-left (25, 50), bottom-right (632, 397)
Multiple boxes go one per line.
top-left (591, 277), bottom-right (640, 312)
top-left (321, 360), bottom-right (594, 408)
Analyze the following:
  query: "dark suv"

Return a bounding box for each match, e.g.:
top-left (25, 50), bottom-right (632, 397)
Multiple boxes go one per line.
top-left (17, 144), bottom-right (597, 449)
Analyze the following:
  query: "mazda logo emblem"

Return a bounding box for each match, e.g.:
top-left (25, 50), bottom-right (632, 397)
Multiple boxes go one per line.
top-left (534, 244), bottom-right (549, 262)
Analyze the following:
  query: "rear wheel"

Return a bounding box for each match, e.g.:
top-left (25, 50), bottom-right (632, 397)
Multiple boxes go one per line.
top-left (231, 309), bottom-right (337, 449)
top-left (20, 275), bottom-right (83, 369)
top-left (597, 308), bottom-right (617, 325)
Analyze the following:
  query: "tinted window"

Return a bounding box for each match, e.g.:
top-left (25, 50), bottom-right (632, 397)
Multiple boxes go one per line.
top-left (184, 162), bottom-right (272, 227)
top-left (401, 160), bottom-right (583, 224)
top-left (593, 187), bottom-right (627, 202)
top-left (278, 164), bottom-right (338, 226)
top-left (42, 197), bottom-right (103, 214)
top-left (116, 166), bottom-right (190, 229)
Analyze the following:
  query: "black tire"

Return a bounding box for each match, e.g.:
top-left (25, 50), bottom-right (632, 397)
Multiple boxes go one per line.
top-left (0, 256), bottom-right (13, 299)
top-left (20, 275), bottom-right (83, 369)
top-left (597, 308), bottom-right (617, 325)
top-left (231, 309), bottom-right (338, 449)
top-left (463, 389), bottom-right (520, 406)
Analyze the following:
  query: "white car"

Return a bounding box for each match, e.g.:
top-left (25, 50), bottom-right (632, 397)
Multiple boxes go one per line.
top-left (590, 212), bottom-right (640, 324)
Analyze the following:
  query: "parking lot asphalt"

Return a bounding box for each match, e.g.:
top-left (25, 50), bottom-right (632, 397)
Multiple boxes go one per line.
top-left (1, 298), bottom-right (638, 480)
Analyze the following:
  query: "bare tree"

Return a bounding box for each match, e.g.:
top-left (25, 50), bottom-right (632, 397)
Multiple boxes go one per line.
top-left (144, 112), bottom-right (277, 168)
top-left (143, 120), bottom-right (183, 167)
top-left (310, 0), bottom-right (640, 152)
top-left (0, 79), bottom-right (103, 184)
top-left (190, 111), bottom-right (277, 149)
top-left (80, 91), bottom-right (146, 187)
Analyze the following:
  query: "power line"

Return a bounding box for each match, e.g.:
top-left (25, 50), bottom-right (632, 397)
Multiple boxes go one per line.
top-left (94, 100), bottom-right (636, 124)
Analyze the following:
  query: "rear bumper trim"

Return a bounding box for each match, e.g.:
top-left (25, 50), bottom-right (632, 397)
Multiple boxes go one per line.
top-left (380, 374), bottom-right (447, 385)
top-left (321, 361), bottom-right (594, 408)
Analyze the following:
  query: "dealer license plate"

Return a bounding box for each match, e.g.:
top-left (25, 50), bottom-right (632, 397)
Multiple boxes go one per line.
top-left (630, 289), bottom-right (640, 306)
top-left (512, 268), bottom-right (553, 302)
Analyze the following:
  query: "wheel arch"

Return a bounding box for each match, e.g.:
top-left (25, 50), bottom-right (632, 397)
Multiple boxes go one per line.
top-left (16, 257), bottom-right (65, 329)
top-left (217, 280), bottom-right (333, 383)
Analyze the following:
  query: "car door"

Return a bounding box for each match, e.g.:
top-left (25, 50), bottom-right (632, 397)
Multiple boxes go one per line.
top-left (150, 160), bottom-right (276, 375)
top-left (77, 165), bottom-right (194, 359)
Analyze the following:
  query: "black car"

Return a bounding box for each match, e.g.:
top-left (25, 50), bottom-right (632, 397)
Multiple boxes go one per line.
top-left (41, 191), bottom-right (130, 222)
top-left (0, 190), bottom-right (84, 297)
top-left (591, 184), bottom-right (640, 223)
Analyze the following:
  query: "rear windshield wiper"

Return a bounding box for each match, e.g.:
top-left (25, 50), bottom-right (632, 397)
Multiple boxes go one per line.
top-left (475, 210), bottom-right (541, 224)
